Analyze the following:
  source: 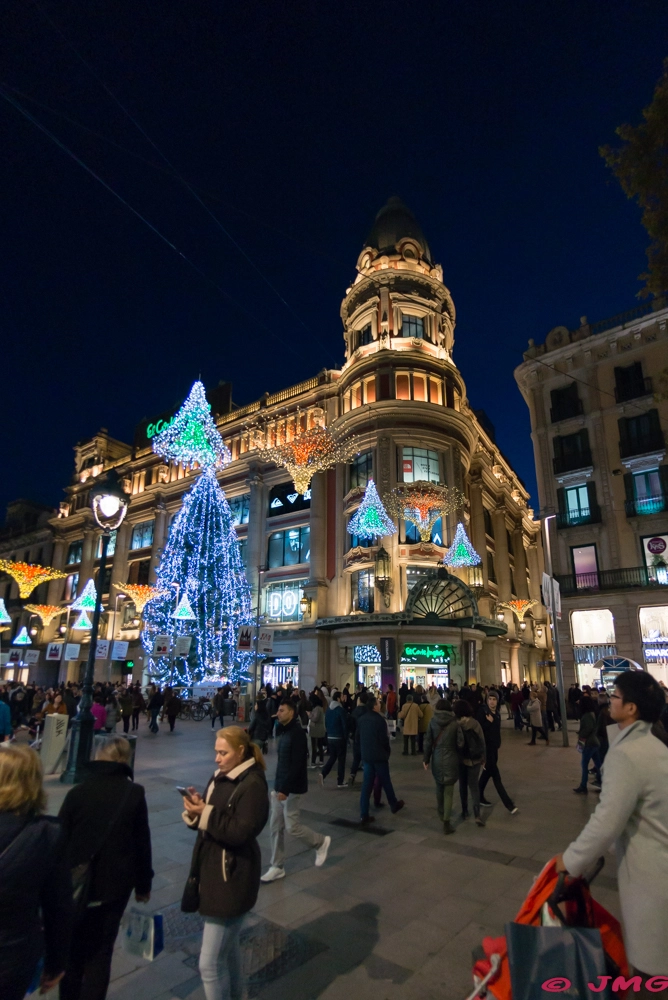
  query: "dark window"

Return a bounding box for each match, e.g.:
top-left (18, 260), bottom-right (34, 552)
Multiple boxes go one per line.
top-left (406, 566), bottom-right (432, 591)
top-left (552, 430), bottom-right (592, 474)
top-left (267, 526), bottom-right (310, 568)
top-left (128, 559), bottom-right (151, 586)
top-left (356, 323), bottom-right (373, 348)
top-left (268, 482), bottom-right (311, 517)
top-left (66, 540), bottom-right (83, 565)
top-left (348, 532), bottom-right (374, 549)
top-left (618, 410), bottom-right (665, 459)
top-left (506, 530), bottom-right (514, 557)
top-left (378, 372), bottom-right (392, 400)
top-left (130, 521), bottom-right (154, 550)
top-left (350, 451), bottom-right (373, 490)
top-left (351, 569), bottom-right (374, 613)
top-left (400, 315), bottom-right (424, 339)
top-left (95, 565), bottom-right (112, 595)
top-left (229, 494), bottom-right (250, 526)
top-left (614, 362), bottom-right (651, 403)
top-left (550, 382), bottom-right (583, 422)
top-left (65, 573), bottom-right (79, 601)
top-left (483, 507), bottom-right (493, 537)
top-left (487, 550), bottom-right (496, 584)
top-left (404, 517), bottom-right (443, 545)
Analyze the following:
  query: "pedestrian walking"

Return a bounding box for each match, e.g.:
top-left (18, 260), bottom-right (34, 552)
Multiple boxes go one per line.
top-left (181, 727), bottom-right (269, 1000)
top-left (103, 694), bottom-right (119, 733)
top-left (131, 686), bottom-right (145, 731)
top-left (386, 683), bottom-right (397, 720)
top-left (261, 700), bottom-right (330, 882)
top-left (526, 685), bottom-right (549, 745)
top-left (417, 693), bottom-right (433, 754)
top-left (348, 691), bottom-right (371, 784)
top-left (248, 699), bottom-right (272, 752)
top-left (164, 688), bottom-right (181, 733)
top-left (557, 671), bottom-right (668, 988)
top-left (573, 695), bottom-right (602, 793)
top-left (477, 690), bottom-right (517, 814)
top-left (0, 698), bottom-right (11, 742)
top-left (118, 688), bottom-right (133, 734)
top-left (545, 681), bottom-right (561, 731)
top-left (453, 699), bottom-right (487, 826)
top-left (307, 695), bottom-right (326, 767)
top-left (510, 685), bottom-right (524, 731)
top-left (423, 698), bottom-right (463, 834)
top-left (319, 691), bottom-right (348, 787)
top-left (91, 696), bottom-right (106, 732)
top-left (210, 688), bottom-right (225, 730)
top-left (147, 687), bottom-right (163, 733)
top-left (398, 694), bottom-right (422, 755)
top-left (355, 697), bottom-right (404, 823)
top-left (0, 744), bottom-right (72, 1000)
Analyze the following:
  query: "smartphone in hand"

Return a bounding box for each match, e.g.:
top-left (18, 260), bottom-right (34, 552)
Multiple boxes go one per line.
top-left (176, 786), bottom-right (190, 796)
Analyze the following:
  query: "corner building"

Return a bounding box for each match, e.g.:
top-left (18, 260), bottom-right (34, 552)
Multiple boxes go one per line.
top-left (47, 199), bottom-right (548, 693)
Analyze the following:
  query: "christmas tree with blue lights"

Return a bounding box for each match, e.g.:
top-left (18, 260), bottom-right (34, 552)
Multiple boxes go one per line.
top-left (347, 479), bottom-right (396, 540)
top-left (142, 382), bottom-right (253, 686)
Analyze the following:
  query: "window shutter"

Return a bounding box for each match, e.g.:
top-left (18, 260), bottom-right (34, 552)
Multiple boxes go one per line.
top-left (556, 488), bottom-right (566, 517)
top-left (618, 417), bottom-right (629, 455)
top-left (623, 473), bottom-right (634, 503)
top-left (586, 481), bottom-right (598, 514)
top-left (658, 465), bottom-right (668, 501)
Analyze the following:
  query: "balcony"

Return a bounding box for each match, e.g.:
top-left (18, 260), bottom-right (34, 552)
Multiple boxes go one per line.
top-left (555, 565), bottom-right (668, 596)
top-left (619, 432), bottom-right (666, 460)
top-left (553, 449), bottom-right (593, 475)
top-left (614, 376), bottom-right (653, 404)
top-left (550, 398), bottom-right (584, 423)
top-left (625, 495), bottom-right (667, 517)
top-left (556, 504), bottom-right (602, 529)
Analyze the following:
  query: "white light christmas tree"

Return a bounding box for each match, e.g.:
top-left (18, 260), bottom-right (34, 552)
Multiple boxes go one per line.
top-left (347, 479), bottom-right (396, 540)
top-left (444, 522), bottom-right (481, 568)
top-left (152, 380), bottom-right (231, 470)
top-left (173, 593), bottom-right (196, 621)
top-left (12, 626), bottom-right (31, 645)
top-left (71, 579), bottom-right (97, 611)
top-left (72, 611), bottom-right (93, 630)
top-left (0, 599), bottom-right (11, 625)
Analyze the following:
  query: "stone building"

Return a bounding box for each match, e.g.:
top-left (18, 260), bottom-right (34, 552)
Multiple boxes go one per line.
top-left (13, 199), bottom-right (550, 693)
top-left (515, 300), bottom-right (668, 688)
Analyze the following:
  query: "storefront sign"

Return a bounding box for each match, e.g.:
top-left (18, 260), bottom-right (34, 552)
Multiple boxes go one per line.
top-left (64, 643), bottom-right (81, 660)
top-left (642, 535), bottom-right (668, 584)
top-left (401, 644), bottom-right (451, 664)
top-left (258, 629), bottom-right (274, 654)
top-left (111, 640), bottom-right (129, 660)
top-left (265, 580), bottom-right (306, 623)
top-left (46, 642), bottom-right (64, 661)
top-left (152, 635), bottom-right (170, 656)
top-left (380, 637), bottom-right (397, 690)
top-left (268, 482), bottom-right (311, 517)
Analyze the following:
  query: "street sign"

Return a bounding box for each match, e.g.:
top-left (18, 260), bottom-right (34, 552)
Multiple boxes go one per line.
top-left (95, 640), bottom-right (110, 660)
top-left (111, 640), bottom-right (129, 660)
top-left (236, 626), bottom-right (252, 651)
top-left (64, 643), bottom-right (81, 660)
top-left (174, 635), bottom-right (192, 657)
top-left (46, 642), bottom-right (64, 661)
top-left (152, 635), bottom-right (170, 656)
top-left (258, 628), bottom-right (274, 654)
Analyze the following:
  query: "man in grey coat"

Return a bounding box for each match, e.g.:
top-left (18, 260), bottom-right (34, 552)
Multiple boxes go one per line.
top-left (557, 671), bottom-right (668, 987)
top-left (423, 699), bottom-right (464, 834)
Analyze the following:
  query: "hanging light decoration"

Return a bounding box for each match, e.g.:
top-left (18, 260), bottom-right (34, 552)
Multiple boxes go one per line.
top-left (152, 380), bottom-right (230, 470)
top-left (443, 522), bottom-right (481, 568)
top-left (0, 598), bottom-right (11, 626)
top-left (72, 611), bottom-right (93, 630)
top-left (497, 598), bottom-right (538, 627)
top-left (347, 479), bottom-right (396, 540)
top-left (12, 626), bottom-right (32, 646)
top-left (0, 560), bottom-right (67, 599)
top-left (256, 422), bottom-right (359, 496)
top-left (24, 604), bottom-right (64, 627)
top-left (70, 579), bottom-right (98, 612)
top-left (386, 482), bottom-right (465, 542)
top-left (173, 593), bottom-right (197, 621)
top-left (117, 583), bottom-right (169, 614)
top-left (375, 545), bottom-right (393, 608)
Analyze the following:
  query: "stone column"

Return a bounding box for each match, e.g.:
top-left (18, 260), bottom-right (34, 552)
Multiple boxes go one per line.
top-left (491, 506), bottom-right (512, 601)
top-left (149, 503), bottom-right (167, 584)
top-left (526, 541), bottom-right (542, 604)
top-left (468, 478), bottom-right (488, 587)
top-left (511, 524), bottom-right (529, 599)
top-left (47, 538), bottom-right (67, 605)
top-left (246, 467), bottom-right (265, 613)
top-left (508, 639), bottom-right (521, 686)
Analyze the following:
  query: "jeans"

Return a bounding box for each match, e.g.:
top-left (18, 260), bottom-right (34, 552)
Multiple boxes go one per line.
top-left (168, 714), bottom-right (177, 732)
top-left (199, 916), bottom-right (244, 1000)
top-left (578, 745), bottom-right (602, 790)
top-left (360, 760), bottom-right (398, 818)
top-left (403, 734), bottom-right (416, 754)
top-left (211, 712), bottom-right (224, 729)
top-left (310, 736), bottom-right (325, 764)
top-left (479, 748), bottom-right (514, 810)
top-left (529, 725), bottom-right (548, 743)
top-left (122, 715), bottom-right (130, 734)
top-left (513, 708), bottom-right (524, 730)
top-left (434, 781), bottom-right (455, 822)
top-left (459, 762), bottom-right (482, 818)
top-left (149, 709), bottom-right (160, 732)
top-left (60, 896), bottom-right (129, 1000)
top-left (269, 791), bottom-right (324, 868)
top-left (131, 709), bottom-right (140, 730)
top-left (321, 738), bottom-right (347, 784)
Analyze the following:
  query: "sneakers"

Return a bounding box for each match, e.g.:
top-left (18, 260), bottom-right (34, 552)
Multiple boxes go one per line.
top-left (480, 799), bottom-right (493, 808)
top-left (336, 783), bottom-right (347, 789)
top-left (360, 815), bottom-right (375, 825)
top-left (349, 773), bottom-right (356, 785)
top-left (391, 800), bottom-right (405, 814)
top-left (318, 773), bottom-right (324, 788)
top-left (443, 821), bottom-right (455, 835)
top-left (309, 764), bottom-right (318, 769)
top-left (475, 815), bottom-right (486, 827)
top-left (509, 806), bottom-right (518, 815)
top-left (260, 866), bottom-right (285, 883)
top-left (314, 835), bottom-right (331, 867)
top-left (573, 787), bottom-right (588, 794)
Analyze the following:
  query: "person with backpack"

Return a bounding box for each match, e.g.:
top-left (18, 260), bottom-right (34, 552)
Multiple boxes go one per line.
top-left (423, 698), bottom-right (464, 834)
top-left (453, 699), bottom-right (486, 826)
top-left (477, 690), bottom-right (517, 814)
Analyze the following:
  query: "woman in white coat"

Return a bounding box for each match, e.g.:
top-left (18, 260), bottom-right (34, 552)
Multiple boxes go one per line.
top-left (557, 670), bottom-right (668, 983)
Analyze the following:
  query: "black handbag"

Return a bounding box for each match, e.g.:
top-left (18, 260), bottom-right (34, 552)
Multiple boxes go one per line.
top-left (181, 835), bottom-right (202, 913)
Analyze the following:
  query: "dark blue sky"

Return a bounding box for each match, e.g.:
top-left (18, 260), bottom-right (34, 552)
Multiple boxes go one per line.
top-left (1, 0), bottom-right (666, 517)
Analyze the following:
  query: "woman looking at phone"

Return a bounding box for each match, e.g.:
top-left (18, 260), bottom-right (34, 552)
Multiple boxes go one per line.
top-left (181, 727), bottom-right (269, 1000)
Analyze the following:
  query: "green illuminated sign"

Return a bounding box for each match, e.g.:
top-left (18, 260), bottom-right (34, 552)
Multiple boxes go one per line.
top-left (146, 416), bottom-right (176, 440)
top-left (401, 644), bottom-right (455, 664)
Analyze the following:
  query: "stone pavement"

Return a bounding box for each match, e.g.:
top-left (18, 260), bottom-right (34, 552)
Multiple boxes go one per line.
top-left (43, 715), bottom-right (620, 1000)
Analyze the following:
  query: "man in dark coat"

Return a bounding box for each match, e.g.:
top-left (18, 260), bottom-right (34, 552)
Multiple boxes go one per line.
top-left (355, 697), bottom-right (404, 823)
top-left (261, 700), bottom-right (330, 882)
top-left (58, 737), bottom-right (153, 1000)
top-left (347, 691), bottom-right (371, 784)
top-left (477, 690), bottom-right (517, 814)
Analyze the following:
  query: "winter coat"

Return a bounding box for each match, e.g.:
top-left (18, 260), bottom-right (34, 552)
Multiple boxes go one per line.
top-left (91, 702), bottom-right (107, 731)
top-left (510, 690), bottom-right (524, 712)
top-left (546, 686), bottom-right (560, 712)
top-left (577, 711), bottom-right (599, 748)
top-left (423, 710), bottom-right (463, 784)
top-left (399, 701), bottom-right (423, 736)
top-left (325, 702), bottom-right (347, 740)
top-left (307, 705), bottom-right (326, 739)
top-left (183, 760), bottom-right (269, 920)
top-left (118, 694), bottom-right (133, 718)
top-left (563, 721), bottom-right (668, 974)
top-left (0, 812), bottom-right (72, 995)
top-left (354, 710), bottom-right (391, 763)
top-left (418, 701), bottom-right (434, 734)
top-left (248, 711), bottom-right (272, 743)
top-left (274, 718), bottom-right (309, 795)
top-left (132, 690), bottom-right (146, 711)
top-left (0, 701), bottom-right (12, 737)
top-left (536, 686), bottom-right (547, 711)
top-left (59, 761), bottom-right (153, 903)
top-left (476, 705), bottom-right (502, 751)
top-left (147, 692), bottom-right (164, 711)
top-left (458, 716), bottom-right (486, 766)
top-left (526, 697), bottom-right (543, 727)
top-left (104, 704), bottom-right (119, 729)
top-left (386, 690), bottom-right (397, 715)
top-left (347, 704), bottom-right (370, 739)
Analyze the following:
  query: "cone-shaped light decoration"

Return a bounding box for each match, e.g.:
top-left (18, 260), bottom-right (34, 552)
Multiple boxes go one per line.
top-left (119, 583), bottom-right (169, 614)
top-left (347, 479), bottom-right (396, 540)
top-left (12, 626), bottom-right (32, 645)
top-left (24, 604), bottom-right (64, 627)
top-left (257, 423), bottom-right (359, 496)
top-left (71, 579), bottom-right (97, 612)
top-left (444, 522), bottom-right (482, 568)
top-left (386, 483), bottom-right (465, 542)
top-left (0, 598), bottom-right (11, 625)
top-left (152, 380), bottom-right (230, 469)
top-left (0, 560), bottom-right (67, 599)
top-left (72, 610), bottom-right (93, 630)
top-left (173, 593), bottom-right (197, 621)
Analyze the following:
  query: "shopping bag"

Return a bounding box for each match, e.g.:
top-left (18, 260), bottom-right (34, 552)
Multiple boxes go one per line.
top-left (123, 907), bottom-right (164, 961)
top-left (506, 922), bottom-right (612, 1000)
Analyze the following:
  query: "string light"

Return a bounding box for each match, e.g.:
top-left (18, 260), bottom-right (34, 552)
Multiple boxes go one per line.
top-left (152, 380), bottom-right (231, 469)
top-left (12, 626), bottom-right (31, 646)
top-left (443, 522), bottom-right (481, 568)
top-left (497, 598), bottom-right (538, 623)
top-left (118, 583), bottom-right (169, 613)
top-left (0, 599), bottom-right (11, 625)
top-left (386, 482), bottom-right (465, 542)
top-left (24, 604), bottom-right (64, 627)
top-left (0, 560), bottom-right (67, 599)
top-left (173, 593), bottom-right (196, 620)
top-left (256, 423), bottom-right (359, 496)
top-left (72, 611), bottom-right (93, 630)
top-left (347, 479), bottom-right (396, 540)
top-left (70, 579), bottom-right (98, 612)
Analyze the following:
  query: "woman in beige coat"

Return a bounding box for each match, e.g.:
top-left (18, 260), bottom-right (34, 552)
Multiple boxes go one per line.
top-left (399, 695), bottom-right (423, 755)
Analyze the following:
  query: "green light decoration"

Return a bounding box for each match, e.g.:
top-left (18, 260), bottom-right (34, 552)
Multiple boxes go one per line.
top-left (70, 579), bottom-right (97, 612)
top-left (12, 626), bottom-right (31, 646)
top-left (347, 479), bottom-right (396, 540)
top-left (72, 611), bottom-right (93, 630)
top-left (152, 380), bottom-right (231, 470)
top-left (173, 593), bottom-right (197, 621)
top-left (444, 522), bottom-right (481, 568)
top-left (0, 598), bottom-right (11, 625)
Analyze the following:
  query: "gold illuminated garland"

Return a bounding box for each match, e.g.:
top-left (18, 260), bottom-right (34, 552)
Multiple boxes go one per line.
top-left (386, 482), bottom-right (465, 542)
top-left (256, 424), bottom-right (360, 495)
top-left (117, 583), bottom-right (170, 613)
top-left (0, 560), bottom-right (68, 599)
top-left (497, 598), bottom-right (538, 622)
top-left (24, 604), bottom-right (64, 627)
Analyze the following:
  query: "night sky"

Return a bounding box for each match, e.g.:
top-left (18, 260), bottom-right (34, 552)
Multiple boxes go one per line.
top-left (2, 1), bottom-right (667, 518)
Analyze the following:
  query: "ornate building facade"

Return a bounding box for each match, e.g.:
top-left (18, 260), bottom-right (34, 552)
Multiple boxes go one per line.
top-left (4, 199), bottom-right (550, 693)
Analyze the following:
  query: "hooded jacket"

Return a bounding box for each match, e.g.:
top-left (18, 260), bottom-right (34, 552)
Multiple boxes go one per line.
top-left (423, 710), bottom-right (463, 784)
top-left (325, 701), bottom-right (347, 740)
top-left (274, 718), bottom-right (309, 795)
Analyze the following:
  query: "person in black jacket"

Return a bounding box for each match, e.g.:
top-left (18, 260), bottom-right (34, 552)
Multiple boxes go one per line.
top-left (248, 699), bottom-right (272, 752)
top-left (261, 700), bottom-right (330, 882)
top-left (146, 687), bottom-right (163, 733)
top-left (347, 691), bottom-right (371, 785)
top-left (0, 744), bottom-right (72, 1000)
top-left (59, 737), bottom-right (153, 1000)
top-left (355, 697), bottom-right (404, 823)
top-left (477, 691), bottom-right (517, 814)
top-left (182, 727), bottom-right (269, 1000)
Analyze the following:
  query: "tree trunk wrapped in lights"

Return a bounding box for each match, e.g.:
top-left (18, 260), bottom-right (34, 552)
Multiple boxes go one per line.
top-left (255, 420), bottom-right (360, 496)
top-left (0, 560), bottom-right (67, 599)
top-left (386, 482), bottom-right (465, 542)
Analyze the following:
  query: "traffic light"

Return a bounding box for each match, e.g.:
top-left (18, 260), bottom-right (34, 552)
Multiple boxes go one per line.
top-left (124, 660), bottom-right (135, 672)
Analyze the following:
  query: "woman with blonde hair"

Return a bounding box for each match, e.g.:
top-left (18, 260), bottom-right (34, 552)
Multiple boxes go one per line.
top-left (181, 726), bottom-right (270, 1000)
top-left (0, 744), bottom-right (72, 1000)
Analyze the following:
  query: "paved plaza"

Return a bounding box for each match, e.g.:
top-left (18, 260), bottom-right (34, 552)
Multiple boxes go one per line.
top-left (43, 717), bottom-right (621, 1000)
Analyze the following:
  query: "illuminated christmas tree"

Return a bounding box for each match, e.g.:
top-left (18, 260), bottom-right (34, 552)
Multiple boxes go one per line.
top-left (152, 380), bottom-right (231, 470)
top-left (71, 579), bottom-right (97, 612)
top-left (347, 479), bottom-right (396, 540)
top-left (444, 522), bottom-right (481, 568)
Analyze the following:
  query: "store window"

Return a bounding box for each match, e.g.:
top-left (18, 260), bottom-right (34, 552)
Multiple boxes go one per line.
top-left (400, 314), bottom-right (424, 339)
top-left (265, 580), bottom-right (306, 623)
top-left (351, 569), bottom-right (374, 613)
top-left (405, 518), bottom-right (443, 545)
top-left (267, 526), bottom-right (310, 568)
top-left (639, 606), bottom-right (668, 683)
top-left (130, 520), bottom-right (154, 551)
top-left (406, 566), bottom-right (433, 592)
top-left (401, 447), bottom-right (440, 483)
top-left (571, 609), bottom-right (616, 646)
top-left (127, 559), bottom-right (151, 586)
top-left (229, 494), bottom-right (250, 526)
top-left (96, 530), bottom-right (117, 558)
top-left (642, 534), bottom-right (668, 584)
top-left (350, 451), bottom-right (373, 490)
top-left (571, 544), bottom-right (598, 588)
top-left (65, 573), bottom-right (79, 601)
top-left (66, 540), bottom-right (83, 565)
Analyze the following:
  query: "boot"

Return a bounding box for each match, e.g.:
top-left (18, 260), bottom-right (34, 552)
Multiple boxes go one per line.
top-left (444, 821), bottom-right (455, 835)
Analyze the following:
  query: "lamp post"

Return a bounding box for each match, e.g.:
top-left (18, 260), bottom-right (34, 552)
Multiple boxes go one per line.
top-left (61, 471), bottom-right (130, 783)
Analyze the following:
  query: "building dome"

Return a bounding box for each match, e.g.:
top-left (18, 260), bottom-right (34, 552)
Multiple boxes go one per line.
top-left (365, 196), bottom-right (432, 263)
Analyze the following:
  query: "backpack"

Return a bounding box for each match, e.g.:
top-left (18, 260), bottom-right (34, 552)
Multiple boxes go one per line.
top-left (459, 724), bottom-right (485, 761)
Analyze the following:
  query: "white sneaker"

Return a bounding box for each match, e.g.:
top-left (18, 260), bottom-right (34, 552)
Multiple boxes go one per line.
top-left (318, 773), bottom-right (324, 788)
top-left (260, 866), bottom-right (285, 882)
top-left (510, 807), bottom-right (518, 815)
top-left (314, 835), bottom-right (331, 868)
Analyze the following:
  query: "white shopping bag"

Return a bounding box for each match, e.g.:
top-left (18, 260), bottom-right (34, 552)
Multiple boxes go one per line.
top-left (123, 907), bottom-right (164, 961)
top-left (387, 720), bottom-right (397, 733)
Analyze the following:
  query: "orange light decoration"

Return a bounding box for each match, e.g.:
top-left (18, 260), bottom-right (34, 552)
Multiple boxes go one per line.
top-left (0, 560), bottom-right (68, 599)
top-left (257, 424), bottom-right (360, 495)
top-left (117, 583), bottom-right (169, 613)
top-left (24, 604), bottom-right (64, 627)
top-left (386, 482), bottom-right (466, 542)
top-left (497, 598), bottom-right (538, 622)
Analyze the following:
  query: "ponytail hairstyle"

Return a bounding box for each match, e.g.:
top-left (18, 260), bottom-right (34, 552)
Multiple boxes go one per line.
top-left (215, 725), bottom-right (266, 770)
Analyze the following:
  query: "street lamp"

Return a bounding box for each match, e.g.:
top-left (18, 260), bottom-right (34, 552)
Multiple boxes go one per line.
top-left (61, 470), bottom-right (130, 784)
